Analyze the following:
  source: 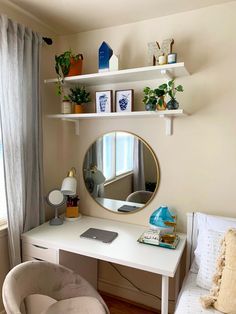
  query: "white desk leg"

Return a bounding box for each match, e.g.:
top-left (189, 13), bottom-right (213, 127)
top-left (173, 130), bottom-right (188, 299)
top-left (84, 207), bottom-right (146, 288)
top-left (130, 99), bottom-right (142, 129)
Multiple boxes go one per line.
top-left (161, 275), bottom-right (169, 314)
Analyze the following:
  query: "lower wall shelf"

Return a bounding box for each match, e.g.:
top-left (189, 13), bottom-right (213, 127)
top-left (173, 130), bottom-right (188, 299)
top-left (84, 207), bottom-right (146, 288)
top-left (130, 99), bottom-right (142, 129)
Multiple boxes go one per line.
top-left (47, 109), bottom-right (188, 136)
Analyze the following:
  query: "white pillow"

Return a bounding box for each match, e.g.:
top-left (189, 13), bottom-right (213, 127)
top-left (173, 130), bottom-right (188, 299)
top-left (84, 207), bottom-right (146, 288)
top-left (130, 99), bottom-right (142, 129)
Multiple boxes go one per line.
top-left (194, 213), bottom-right (236, 270)
top-left (196, 229), bottom-right (223, 290)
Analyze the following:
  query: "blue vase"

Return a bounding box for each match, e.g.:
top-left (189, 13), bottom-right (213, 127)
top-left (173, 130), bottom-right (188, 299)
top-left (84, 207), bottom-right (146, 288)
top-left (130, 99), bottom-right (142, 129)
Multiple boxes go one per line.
top-left (149, 205), bottom-right (175, 234)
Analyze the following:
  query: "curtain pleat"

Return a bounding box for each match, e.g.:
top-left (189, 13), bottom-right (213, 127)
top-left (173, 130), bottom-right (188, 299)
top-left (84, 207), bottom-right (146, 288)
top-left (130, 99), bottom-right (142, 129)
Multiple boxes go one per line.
top-left (0, 14), bottom-right (44, 267)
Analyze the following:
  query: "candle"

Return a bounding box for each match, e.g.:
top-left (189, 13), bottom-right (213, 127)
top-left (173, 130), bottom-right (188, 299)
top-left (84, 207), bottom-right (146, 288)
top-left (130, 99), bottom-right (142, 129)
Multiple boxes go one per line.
top-left (168, 53), bottom-right (177, 64)
top-left (158, 55), bottom-right (167, 65)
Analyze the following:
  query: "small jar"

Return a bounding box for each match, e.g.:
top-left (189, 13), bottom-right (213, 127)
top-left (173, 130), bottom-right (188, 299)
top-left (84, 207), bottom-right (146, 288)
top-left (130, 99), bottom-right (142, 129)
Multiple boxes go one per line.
top-left (168, 53), bottom-right (177, 64)
top-left (61, 100), bottom-right (72, 114)
top-left (158, 55), bottom-right (167, 65)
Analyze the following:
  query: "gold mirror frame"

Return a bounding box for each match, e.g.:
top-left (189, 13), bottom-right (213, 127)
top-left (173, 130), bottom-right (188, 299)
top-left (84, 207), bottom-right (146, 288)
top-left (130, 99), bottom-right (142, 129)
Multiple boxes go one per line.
top-left (82, 131), bottom-right (160, 214)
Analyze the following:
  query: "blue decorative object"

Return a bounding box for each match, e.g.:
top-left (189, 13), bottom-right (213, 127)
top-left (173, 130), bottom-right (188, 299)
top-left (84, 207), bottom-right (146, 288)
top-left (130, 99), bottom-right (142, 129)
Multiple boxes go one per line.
top-left (119, 94), bottom-right (129, 111)
top-left (98, 41), bottom-right (113, 72)
top-left (149, 205), bottom-right (176, 234)
top-left (99, 94), bottom-right (108, 112)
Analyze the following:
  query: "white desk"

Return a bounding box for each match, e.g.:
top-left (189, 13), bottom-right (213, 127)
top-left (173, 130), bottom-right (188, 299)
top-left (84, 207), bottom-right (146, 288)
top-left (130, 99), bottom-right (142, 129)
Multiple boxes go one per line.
top-left (21, 215), bottom-right (186, 314)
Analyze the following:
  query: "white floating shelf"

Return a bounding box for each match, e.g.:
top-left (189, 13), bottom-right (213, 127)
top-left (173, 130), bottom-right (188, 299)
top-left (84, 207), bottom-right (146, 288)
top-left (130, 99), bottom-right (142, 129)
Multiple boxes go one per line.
top-left (44, 62), bottom-right (189, 86)
top-left (47, 109), bottom-right (188, 136)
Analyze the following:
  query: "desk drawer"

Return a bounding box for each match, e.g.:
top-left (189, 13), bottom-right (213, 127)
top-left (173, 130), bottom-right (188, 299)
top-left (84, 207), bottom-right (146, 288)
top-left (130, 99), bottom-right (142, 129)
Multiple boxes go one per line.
top-left (22, 242), bottom-right (58, 263)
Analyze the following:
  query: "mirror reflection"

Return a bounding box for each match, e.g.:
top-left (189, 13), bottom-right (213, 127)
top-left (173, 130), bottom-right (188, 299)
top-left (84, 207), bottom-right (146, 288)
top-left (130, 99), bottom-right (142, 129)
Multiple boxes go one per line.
top-left (83, 131), bottom-right (160, 213)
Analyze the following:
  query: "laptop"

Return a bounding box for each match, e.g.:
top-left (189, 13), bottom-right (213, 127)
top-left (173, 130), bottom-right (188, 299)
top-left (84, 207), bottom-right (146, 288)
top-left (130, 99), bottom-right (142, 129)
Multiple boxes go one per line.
top-left (80, 228), bottom-right (118, 243)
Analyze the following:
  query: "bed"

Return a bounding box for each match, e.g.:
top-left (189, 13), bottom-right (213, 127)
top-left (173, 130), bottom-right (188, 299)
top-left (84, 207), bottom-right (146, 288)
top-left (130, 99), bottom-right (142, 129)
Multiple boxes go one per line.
top-left (175, 212), bottom-right (236, 314)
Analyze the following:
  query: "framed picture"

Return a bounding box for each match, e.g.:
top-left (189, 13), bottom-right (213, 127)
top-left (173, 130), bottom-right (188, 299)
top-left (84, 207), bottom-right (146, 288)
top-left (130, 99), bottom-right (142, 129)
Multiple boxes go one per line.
top-left (95, 90), bottom-right (113, 113)
top-left (115, 89), bottom-right (134, 112)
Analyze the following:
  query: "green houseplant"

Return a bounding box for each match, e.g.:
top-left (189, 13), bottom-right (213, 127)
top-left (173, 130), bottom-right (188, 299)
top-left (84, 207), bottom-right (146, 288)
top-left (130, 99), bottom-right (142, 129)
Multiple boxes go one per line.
top-left (157, 79), bottom-right (184, 110)
top-left (143, 80), bottom-right (184, 111)
top-left (143, 87), bottom-right (165, 111)
top-left (68, 86), bottom-right (91, 113)
top-left (55, 50), bottom-right (83, 96)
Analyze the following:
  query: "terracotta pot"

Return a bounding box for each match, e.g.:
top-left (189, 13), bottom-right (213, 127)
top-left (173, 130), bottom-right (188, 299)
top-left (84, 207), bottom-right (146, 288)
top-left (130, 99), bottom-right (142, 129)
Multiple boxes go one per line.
top-left (157, 96), bottom-right (167, 111)
top-left (67, 54), bottom-right (83, 77)
top-left (74, 104), bottom-right (84, 114)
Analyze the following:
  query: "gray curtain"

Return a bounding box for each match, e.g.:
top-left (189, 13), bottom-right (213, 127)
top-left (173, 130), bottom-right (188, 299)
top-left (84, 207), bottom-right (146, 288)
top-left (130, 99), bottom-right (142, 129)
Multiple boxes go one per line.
top-left (133, 138), bottom-right (145, 191)
top-left (84, 139), bottom-right (104, 197)
top-left (0, 15), bottom-right (44, 267)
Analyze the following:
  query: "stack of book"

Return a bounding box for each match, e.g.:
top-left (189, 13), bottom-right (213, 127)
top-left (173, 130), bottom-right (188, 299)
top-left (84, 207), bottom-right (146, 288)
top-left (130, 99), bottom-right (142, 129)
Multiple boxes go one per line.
top-left (137, 229), bottom-right (179, 249)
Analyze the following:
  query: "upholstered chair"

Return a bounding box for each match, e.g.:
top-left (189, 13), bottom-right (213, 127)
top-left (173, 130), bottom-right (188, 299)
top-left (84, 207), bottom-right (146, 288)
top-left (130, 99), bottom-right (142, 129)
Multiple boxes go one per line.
top-left (2, 260), bottom-right (109, 314)
top-left (126, 190), bottom-right (153, 204)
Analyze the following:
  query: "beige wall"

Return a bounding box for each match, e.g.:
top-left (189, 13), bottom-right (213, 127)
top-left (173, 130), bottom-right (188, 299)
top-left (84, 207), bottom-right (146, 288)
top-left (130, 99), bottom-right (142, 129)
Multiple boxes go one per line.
top-left (46, 2), bottom-right (236, 310)
top-left (1, 0), bottom-right (236, 312)
top-left (55, 1), bottom-right (236, 230)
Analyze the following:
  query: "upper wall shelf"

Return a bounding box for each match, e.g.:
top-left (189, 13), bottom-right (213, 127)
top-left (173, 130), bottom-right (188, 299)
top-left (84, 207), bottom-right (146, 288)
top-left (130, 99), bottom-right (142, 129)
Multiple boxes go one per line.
top-left (44, 62), bottom-right (189, 86)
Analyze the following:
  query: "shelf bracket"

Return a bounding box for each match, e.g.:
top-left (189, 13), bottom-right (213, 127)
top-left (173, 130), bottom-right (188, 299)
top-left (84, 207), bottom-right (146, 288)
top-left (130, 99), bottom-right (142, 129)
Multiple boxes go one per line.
top-left (159, 114), bottom-right (173, 136)
top-left (160, 69), bottom-right (174, 80)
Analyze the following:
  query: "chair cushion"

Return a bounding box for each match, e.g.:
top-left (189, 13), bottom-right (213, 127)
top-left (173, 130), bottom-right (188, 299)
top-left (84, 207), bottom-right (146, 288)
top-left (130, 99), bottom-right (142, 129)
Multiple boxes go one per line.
top-left (42, 296), bottom-right (106, 314)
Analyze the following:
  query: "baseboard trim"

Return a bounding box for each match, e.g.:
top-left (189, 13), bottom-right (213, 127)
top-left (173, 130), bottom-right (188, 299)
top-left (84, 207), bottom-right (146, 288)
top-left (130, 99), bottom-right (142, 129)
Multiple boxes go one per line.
top-left (98, 278), bottom-right (175, 313)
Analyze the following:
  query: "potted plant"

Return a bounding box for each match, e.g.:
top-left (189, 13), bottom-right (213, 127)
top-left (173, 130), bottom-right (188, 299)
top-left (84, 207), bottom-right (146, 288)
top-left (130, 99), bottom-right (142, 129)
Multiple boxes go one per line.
top-left (157, 79), bottom-right (184, 110)
top-left (55, 50), bottom-right (83, 96)
top-left (143, 87), bottom-right (165, 111)
top-left (68, 86), bottom-right (91, 113)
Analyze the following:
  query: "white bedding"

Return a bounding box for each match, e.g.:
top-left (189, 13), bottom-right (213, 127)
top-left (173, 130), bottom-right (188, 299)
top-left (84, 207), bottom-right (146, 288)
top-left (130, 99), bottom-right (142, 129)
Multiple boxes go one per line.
top-left (175, 272), bottom-right (222, 314)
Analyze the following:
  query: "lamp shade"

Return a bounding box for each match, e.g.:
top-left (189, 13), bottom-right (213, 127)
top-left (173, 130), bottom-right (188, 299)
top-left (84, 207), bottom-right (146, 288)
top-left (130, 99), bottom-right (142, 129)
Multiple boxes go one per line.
top-left (91, 169), bottom-right (106, 185)
top-left (61, 167), bottom-right (77, 196)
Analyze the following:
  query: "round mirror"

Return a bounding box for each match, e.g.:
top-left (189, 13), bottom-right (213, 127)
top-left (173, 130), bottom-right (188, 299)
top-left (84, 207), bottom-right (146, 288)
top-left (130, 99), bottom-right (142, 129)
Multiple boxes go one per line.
top-left (47, 189), bottom-right (66, 207)
top-left (83, 131), bottom-right (160, 213)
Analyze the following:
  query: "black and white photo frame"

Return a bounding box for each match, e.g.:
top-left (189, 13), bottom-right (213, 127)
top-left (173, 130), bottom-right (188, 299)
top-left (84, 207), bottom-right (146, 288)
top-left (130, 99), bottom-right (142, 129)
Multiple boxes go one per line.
top-left (115, 89), bottom-right (134, 112)
top-left (95, 90), bottom-right (113, 113)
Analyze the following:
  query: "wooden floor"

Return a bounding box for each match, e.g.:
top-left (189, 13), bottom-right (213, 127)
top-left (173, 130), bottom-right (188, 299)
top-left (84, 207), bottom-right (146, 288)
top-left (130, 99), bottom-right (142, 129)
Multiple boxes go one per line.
top-left (101, 293), bottom-right (160, 314)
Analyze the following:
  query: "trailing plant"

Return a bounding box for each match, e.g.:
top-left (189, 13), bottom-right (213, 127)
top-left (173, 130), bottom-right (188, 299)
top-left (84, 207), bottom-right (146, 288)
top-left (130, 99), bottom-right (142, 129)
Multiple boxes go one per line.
top-left (54, 50), bottom-right (82, 96)
top-left (68, 86), bottom-right (91, 104)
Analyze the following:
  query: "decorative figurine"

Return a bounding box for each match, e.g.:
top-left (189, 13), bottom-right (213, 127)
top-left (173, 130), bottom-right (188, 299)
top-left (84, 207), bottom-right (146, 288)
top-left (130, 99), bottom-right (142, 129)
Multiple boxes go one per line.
top-left (109, 54), bottom-right (119, 71)
top-left (148, 39), bottom-right (174, 66)
top-left (98, 41), bottom-right (113, 72)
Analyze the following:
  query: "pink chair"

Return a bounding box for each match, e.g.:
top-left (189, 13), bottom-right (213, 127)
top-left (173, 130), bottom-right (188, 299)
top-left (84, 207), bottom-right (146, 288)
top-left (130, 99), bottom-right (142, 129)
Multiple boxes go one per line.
top-left (2, 260), bottom-right (109, 314)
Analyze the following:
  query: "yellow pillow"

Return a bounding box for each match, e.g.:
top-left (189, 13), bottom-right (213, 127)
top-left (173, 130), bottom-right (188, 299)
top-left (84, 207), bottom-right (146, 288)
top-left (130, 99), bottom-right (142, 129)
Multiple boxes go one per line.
top-left (201, 228), bottom-right (236, 314)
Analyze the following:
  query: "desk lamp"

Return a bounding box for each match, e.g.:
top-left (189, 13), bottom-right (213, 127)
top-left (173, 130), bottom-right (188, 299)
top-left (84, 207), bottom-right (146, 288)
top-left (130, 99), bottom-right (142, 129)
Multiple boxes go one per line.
top-left (61, 167), bottom-right (80, 220)
top-left (61, 167), bottom-right (77, 196)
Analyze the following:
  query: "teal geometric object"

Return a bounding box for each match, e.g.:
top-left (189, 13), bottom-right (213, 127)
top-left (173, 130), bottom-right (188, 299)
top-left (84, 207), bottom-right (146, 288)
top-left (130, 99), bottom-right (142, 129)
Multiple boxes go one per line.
top-left (98, 41), bottom-right (113, 72)
top-left (149, 205), bottom-right (175, 232)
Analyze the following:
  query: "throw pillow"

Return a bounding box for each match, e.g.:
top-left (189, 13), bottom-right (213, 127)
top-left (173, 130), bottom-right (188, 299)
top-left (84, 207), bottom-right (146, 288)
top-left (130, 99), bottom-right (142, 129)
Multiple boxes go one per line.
top-left (194, 213), bottom-right (236, 271)
top-left (196, 229), bottom-right (223, 290)
top-left (201, 228), bottom-right (236, 314)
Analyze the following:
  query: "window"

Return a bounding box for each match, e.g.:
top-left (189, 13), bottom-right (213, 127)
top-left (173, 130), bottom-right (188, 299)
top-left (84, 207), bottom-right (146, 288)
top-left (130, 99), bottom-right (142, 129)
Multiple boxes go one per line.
top-left (0, 129), bottom-right (7, 225)
top-left (103, 132), bottom-right (134, 181)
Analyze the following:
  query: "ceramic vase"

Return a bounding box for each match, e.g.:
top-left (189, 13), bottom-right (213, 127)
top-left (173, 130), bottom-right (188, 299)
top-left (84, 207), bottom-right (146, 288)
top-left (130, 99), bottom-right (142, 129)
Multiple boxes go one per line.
top-left (167, 98), bottom-right (179, 110)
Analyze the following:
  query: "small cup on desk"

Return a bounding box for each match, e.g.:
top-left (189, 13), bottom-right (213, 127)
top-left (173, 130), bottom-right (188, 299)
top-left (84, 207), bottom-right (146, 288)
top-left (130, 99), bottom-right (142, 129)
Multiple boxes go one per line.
top-left (158, 55), bottom-right (167, 65)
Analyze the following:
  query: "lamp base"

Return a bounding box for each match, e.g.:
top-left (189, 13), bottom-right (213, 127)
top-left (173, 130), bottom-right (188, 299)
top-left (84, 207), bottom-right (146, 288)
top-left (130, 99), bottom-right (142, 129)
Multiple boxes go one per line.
top-left (49, 217), bottom-right (64, 225)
